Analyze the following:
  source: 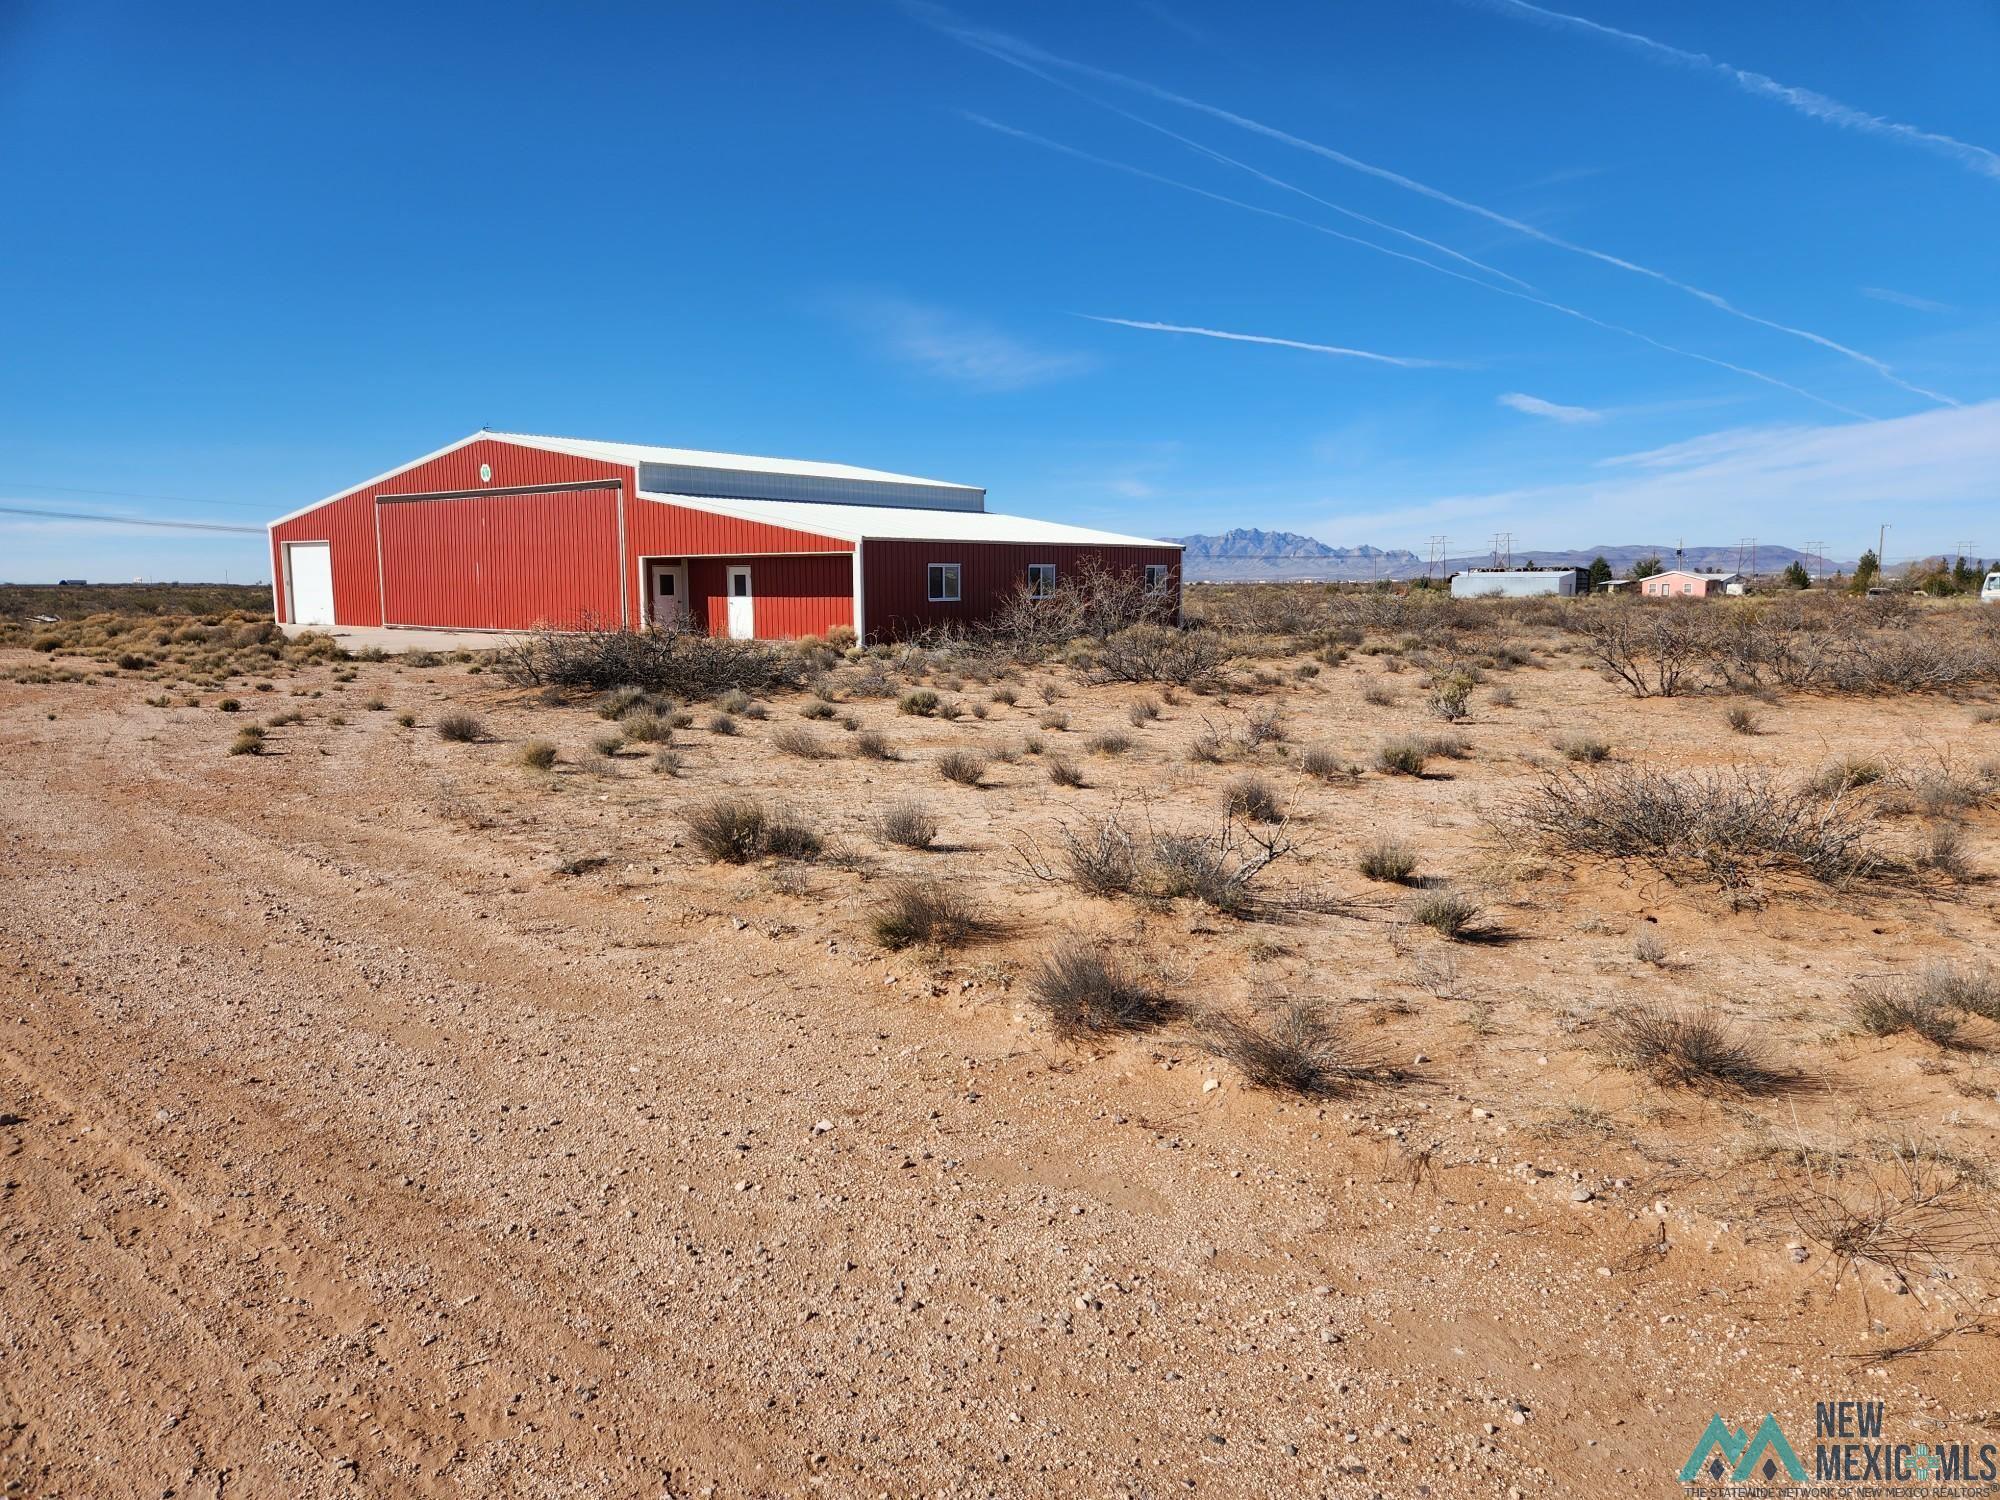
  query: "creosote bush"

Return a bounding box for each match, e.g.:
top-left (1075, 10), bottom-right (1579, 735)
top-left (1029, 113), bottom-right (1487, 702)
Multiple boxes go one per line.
top-left (875, 799), bottom-right (941, 851)
top-left (1198, 1003), bottom-right (1387, 1098)
top-left (1356, 838), bottom-right (1416, 883)
top-left (1602, 1003), bottom-right (1791, 1093)
top-left (1028, 943), bottom-right (1178, 1038)
top-left (513, 739), bottom-right (559, 770)
top-left (1410, 889), bottom-right (1479, 939)
top-left (1375, 738), bottom-right (1430, 777)
top-left (936, 749), bottom-right (988, 787)
top-left (436, 713), bottom-right (485, 743)
top-left (499, 621), bottom-right (798, 699)
top-left (869, 878), bottom-right (986, 950)
top-left (1224, 774), bottom-right (1283, 823)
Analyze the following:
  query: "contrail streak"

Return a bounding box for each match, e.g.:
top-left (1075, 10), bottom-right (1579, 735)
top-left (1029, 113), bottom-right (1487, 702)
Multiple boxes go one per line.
top-left (1082, 316), bottom-right (1455, 367)
top-left (1472, 0), bottom-right (2000, 184)
top-left (956, 33), bottom-right (1533, 290)
top-left (921, 6), bottom-right (1955, 408)
top-left (968, 114), bottom-right (1873, 419)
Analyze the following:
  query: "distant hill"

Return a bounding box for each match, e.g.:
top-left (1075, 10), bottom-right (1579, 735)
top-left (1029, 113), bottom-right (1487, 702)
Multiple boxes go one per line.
top-left (1171, 532), bottom-right (1852, 582)
top-left (1172, 530), bottom-right (1422, 581)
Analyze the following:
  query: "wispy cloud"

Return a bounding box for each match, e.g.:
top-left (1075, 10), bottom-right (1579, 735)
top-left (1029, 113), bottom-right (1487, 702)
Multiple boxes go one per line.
top-left (1083, 316), bottom-right (1456, 369)
top-left (1498, 391), bottom-right (1602, 423)
top-left (965, 113), bottom-right (1872, 419)
top-left (835, 294), bottom-right (1094, 390)
top-left (1470, 0), bottom-right (2000, 185)
top-left (1313, 400), bottom-right (2000, 554)
top-left (1861, 286), bottom-right (1957, 315)
top-left (917, 6), bottom-right (1958, 408)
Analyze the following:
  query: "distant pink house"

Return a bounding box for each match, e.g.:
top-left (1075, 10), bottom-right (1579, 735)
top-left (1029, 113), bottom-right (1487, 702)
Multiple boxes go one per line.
top-left (1639, 570), bottom-right (1743, 598)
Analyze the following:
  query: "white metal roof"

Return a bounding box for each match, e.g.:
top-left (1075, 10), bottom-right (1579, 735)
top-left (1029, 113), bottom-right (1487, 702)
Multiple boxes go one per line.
top-left (639, 491), bottom-right (1178, 550)
top-left (488, 431), bottom-right (982, 495)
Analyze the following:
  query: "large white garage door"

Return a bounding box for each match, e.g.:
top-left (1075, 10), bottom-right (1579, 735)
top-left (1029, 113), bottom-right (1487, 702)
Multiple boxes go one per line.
top-left (287, 542), bottom-right (334, 626)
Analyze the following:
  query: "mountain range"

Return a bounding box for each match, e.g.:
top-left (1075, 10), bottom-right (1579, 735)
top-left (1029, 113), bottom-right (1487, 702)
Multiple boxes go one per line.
top-left (1170, 530), bottom-right (1854, 582)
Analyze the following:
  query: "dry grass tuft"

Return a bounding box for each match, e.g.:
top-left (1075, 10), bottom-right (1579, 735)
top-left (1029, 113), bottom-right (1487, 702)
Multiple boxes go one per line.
top-left (1198, 1003), bottom-right (1394, 1098)
top-left (869, 878), bottom-right (988, 950)
top-left (936, 748), bottom-right (989, 787)
top-left (435, 712), bottom-right (485, 743)
top-left (1027, 944), bottom-right (1178, 1039)
top-left (874, 799), bottom-right (941, 851)
top-left (1602, 1003), bottom-right (1793, 1093)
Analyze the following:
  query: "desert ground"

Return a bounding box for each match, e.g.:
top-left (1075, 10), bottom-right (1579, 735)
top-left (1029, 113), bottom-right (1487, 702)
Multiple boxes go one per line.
top-left (3, 586), bottom-right (1998, 1499)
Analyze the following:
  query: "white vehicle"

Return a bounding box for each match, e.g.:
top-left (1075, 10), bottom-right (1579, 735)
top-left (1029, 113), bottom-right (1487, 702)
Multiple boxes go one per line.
top-left (1984, 571), bottom-right (2000, 604)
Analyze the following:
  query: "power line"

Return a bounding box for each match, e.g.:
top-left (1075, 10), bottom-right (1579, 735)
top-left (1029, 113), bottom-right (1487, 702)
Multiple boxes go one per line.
top-left (0, 504), bottom-right (264, 535)
top-left (0, 480), bottom-right (270, 511)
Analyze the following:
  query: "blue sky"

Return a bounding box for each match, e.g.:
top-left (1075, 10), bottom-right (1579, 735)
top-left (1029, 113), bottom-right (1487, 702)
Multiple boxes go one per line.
top-left (3, 0), bottom-right (1997, 581)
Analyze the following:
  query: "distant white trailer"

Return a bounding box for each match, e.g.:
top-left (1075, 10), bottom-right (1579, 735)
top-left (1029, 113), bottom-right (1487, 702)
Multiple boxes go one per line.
top-left (1449, 567), bottom-right (1586, 599)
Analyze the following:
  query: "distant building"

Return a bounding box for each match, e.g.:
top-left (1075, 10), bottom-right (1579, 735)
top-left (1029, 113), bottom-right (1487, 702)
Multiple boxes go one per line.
top-left (1637, 570), bottom-right (1743, 598)
top-left (1448, 566), bottom-right (1587, 599)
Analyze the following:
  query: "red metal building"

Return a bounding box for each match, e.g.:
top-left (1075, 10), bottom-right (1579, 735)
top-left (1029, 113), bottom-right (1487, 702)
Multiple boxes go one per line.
top-left (268, 432), bottom-right (1180, 643)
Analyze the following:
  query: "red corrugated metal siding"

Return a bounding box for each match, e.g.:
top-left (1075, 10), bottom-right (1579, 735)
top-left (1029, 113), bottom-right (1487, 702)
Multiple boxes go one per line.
top-left (686, 555), bottom-right (853, 639)
top-left (862, 541), bottom-right (1181, 641)
top-left (379, 488), bottom-right (622, 629)
top-left (270, 438), bottom-right (631, 626)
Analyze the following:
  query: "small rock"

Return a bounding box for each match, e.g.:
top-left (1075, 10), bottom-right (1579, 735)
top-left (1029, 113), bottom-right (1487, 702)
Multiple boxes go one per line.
top-left (1202, 1079), bottom-right (1220, 1093)
top-left (1570, 1185), bottom-right (1594, 1203)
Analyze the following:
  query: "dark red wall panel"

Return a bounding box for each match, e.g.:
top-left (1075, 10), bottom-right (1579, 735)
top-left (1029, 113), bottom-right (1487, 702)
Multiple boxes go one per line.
top-left (862, 541), bottom-right (1181, 641)
top-left (681, 555), bottom-right (853, 639)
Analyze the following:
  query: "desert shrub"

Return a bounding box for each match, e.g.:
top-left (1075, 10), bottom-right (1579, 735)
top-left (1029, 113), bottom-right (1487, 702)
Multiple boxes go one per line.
top-left (771, 725), bottom-right (830, 759)
top-left (1424, 673), bottom-right (1474, 722)
top-left (1632, 929), bottom-right (1668, 965)
top-left (650, 747), bottom-right (685, 776)
top-left (228, 728), bottom-right (265, 756)
top-left (707, 713), bottom-right (738, 736)
top-left (1422, 731), bottom-right (1470, 761)
top-left (620, 711), bottom-right (674, 743)
top-left (1299, 746), bottom-right (1358, 782)
top-left (1577, 605), bottom-right (1710, 698)
top-left (598, 686), bottom-right (650, 719)
top-left (800, 699), bottom-right (836, 720)
top-left (1087, 730), bottom-right (1133, 756)
top-left (395, 711), bottom-right (416, 728)
top-left (1555, 733), bottom-right (1610, 764)
top-left (851, 729), bottom-right (896, 760)
top-left (936, 749), bottom-right (988, 787)
top-left (1409, 889), bottom-right (1479, 939)
top-left (267, 708), bottom-right (305, 726)
top-left (1916, 961), bottom-right (2000, 1021)
top-left (1028, 943), bottom-right (1177, 1038)
top-left (899, 689), bottom-right (940, 717)
top-left (682, 798), bottom-right (768, 863)
top-left (1039, 709), bottom-right (1070, 732)
top-left (991, 686), bottom-right (1019, 706)
top-left (762, 809), bottom-right (823, 860)
top-left (590, 730), bottom-right (625, 756)
top-left (1225, 774), bottom-right (1283, 823)
top-left (1915, 823), bottom-right (1972, 878)
top-left (1198, 1003), bottom-right (1384, 1098)
top-left (1126, 697), bottom-right (1162, 727)
top-left (499, 621), bottom-right (798, 698)
top-left (1603, 1003), bottom-right (1790, 1092)
top-left (1725, 705), bottom-right (1760, 735)
top-left (217, 696), bottom-right (241, 713)
top-left (869, 878), bottom-right (986, 950)
top-left (1808, 754), bottom-right (1888, 794)
top-left (513, 739), bottom-right (559, 770)
top-left (1047, 757), bottom-right (1085, 788)
top-left (1187, 731), bottom-right (1226, 764)
top-left (1375, 738), bottom-right (1429, 776)
top-left (1488, 684), bottom-right (1516, 708)
top-left (362, 696), bottom-right (387, 712)
top-left (1239, 707), bottom-right (1286, 747)
top-left (1050, 812), bottom-right (1141, 895)
top-left (1516, 765), bottom-right (1881, 893)
top-left (739, 700), bottom-right (769, 721)
top-left (1092, 624), bottom-right (1224, 686)
top-left (1360, 681), bottom-right (1398, 707)
top-left (875, 799), bottom-right (941, 850)
top-left (1356, 839), bottom-right (1416, 883)
top-left (1849, 979), bottom-right (1963, 1046)
top-left (436, 713), bottom-right (485, 743)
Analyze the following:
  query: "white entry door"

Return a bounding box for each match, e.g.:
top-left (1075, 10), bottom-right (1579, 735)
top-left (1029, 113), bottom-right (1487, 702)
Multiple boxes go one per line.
top-left (725, 567), bottom-right (754, 640)
top-left (287, 542), bottom-right (334, 626)
top-left (649, 562), bottom-right (688, 628)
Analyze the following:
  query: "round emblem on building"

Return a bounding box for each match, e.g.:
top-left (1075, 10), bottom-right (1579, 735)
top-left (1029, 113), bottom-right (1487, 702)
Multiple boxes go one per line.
top-left (479, 463), bottom-right (493, 483)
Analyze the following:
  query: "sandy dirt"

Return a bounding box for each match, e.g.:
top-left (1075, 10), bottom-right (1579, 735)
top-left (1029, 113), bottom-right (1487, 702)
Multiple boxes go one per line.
top-left (3, 633), bottom-right (1998, 1498)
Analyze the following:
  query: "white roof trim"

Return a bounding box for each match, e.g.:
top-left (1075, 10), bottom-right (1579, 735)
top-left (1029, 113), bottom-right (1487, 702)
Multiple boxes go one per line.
top-left (639, 490), bottom-right (1180, 550)
top-left (488, 431), bottom-right (982, 495)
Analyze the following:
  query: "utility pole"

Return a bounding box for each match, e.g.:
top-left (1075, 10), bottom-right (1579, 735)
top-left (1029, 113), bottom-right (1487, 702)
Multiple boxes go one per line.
top-left (1802, 542), bottom-right (1826, 586)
